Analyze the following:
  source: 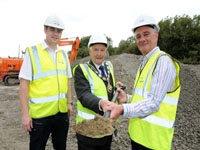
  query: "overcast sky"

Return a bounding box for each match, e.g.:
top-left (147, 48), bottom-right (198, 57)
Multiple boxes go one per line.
top-left (0, 0), bottom-right (200, 57)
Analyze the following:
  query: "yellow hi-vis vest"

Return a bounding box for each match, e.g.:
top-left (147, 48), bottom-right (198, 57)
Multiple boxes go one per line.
top-left (73, 61), bottom-right (115, 124)
top-left (128, 51), bottom-right (181, 150)
top-left (27, 44), bottom-right (70, 118)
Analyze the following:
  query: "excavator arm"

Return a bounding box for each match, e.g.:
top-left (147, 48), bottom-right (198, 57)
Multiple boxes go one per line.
top-left (58, 37), bottom-right (80, 64)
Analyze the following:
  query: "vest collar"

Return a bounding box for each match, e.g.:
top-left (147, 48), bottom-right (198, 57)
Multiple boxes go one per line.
top-left (139, 46), bottom-right (160, 63)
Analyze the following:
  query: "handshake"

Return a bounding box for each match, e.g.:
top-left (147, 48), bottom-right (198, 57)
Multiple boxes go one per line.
top-left (100, 85), bottom-right (127, 120)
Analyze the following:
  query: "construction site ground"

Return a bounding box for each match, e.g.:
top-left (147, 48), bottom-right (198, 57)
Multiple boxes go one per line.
top-left (0, 53), bottom-right (200, 150)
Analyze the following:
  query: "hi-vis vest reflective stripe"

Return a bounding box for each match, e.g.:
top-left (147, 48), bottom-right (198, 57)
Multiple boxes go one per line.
top-left (73, 61), bottom-right (115, 123)
top-left (28, 44), bottom-right (69, 118)
top-left (128, 51), bottom-right (181, 150)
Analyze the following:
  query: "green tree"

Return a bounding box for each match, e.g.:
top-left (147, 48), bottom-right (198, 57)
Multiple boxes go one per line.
top-left (106, 36), bottom-right (117, 56)
top-left (158, 14), bottom-right (200, 64)
top-left (116, 36), bottom-right (140, 55)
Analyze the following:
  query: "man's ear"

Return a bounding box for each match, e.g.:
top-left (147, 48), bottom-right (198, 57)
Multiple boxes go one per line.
top-left (88, 47), bottom-right (91, 55)
top-left (155, 32), bottom-right (159, 42)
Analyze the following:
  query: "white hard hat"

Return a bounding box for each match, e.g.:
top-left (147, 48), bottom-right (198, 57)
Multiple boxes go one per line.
top-left (132, 14), bottom-right (160, 33)
top-left (44, 14), bottom-right (65, 30)
top-left (88, 34), bottom-right (108, 48)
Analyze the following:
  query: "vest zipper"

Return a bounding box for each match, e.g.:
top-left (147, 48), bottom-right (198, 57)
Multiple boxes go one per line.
top-left (55, 52), bottom-right (61, 112)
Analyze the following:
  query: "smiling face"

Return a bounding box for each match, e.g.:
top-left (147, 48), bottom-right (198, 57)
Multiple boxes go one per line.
top-left (89, 44), bottom-right (107, 65)
top-left (135, 26), bottom-right (158, 56)
top-left (44, 26), bottom-right (63, 46)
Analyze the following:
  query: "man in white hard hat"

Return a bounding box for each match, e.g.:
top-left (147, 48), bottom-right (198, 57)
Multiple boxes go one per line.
top-left (73, 34), bottom-right (116, 150)
top-left (105, 14), bottom-right (181, 150)
top-left (19, 14), bottom-right (72, 150)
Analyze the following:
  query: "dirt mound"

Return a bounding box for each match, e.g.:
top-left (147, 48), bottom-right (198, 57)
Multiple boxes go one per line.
top-left (0, 53), bottom-right (200, 150)
top-left (73, 114), bottom-right (116, 137)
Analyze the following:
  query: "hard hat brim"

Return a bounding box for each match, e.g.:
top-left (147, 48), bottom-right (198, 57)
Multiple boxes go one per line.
top-left (132, 24), bottom-right (160, 33)
top-left (89, 43), bottom-right (107, 48)
top-left (44, 24), bottom-right (65, 30)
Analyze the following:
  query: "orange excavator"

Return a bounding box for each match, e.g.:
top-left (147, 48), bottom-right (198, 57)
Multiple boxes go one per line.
top-left (0, 37), bottom-right (80, 85)
top-left (0, 57), bottom-right (23, 85)
top-left (58, 37), bottom-right (80, 64)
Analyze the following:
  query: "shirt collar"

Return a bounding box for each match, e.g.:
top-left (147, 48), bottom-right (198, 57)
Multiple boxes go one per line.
top-left (139, 46), bottom-right (160, 62)
top-left (41, 40), bottom-right (61, 52)
top-left (94, 62), bottom-right (105, 70)
top-left (90, 60), bottom-right (105, 71)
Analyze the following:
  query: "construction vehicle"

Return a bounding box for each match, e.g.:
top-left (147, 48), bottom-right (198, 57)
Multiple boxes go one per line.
top-left (0, 57), bottom-right (23, 85)
top-left (0, 37), bottom-right (80, 85)
top-left (58, 37), bottom-right (80, 64)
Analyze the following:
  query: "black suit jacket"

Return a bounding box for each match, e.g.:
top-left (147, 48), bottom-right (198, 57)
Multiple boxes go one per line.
top-left (74, 60), bottom-right (115, 115)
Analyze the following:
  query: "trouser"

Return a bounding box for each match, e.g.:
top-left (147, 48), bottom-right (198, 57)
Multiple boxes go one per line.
top-left (131, 139), bottom-right (153, 150)
top-left (76, 133), bottom-right (112, 150)
top-left (29, 112), bottom-right (69, 150)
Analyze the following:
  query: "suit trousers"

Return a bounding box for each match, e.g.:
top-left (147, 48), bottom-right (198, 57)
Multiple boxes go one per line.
top-left (29, 112), bottom-right (69, 150)
top-left (76, 133), bottom-right (112, 150)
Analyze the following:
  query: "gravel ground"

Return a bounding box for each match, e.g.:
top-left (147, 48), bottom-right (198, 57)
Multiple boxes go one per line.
top-left (0, 53), bottom-right (199, 150)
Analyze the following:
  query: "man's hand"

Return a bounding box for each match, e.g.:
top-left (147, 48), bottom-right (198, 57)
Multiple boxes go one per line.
top-left (22, 114), bottom-right (32, 132)
top-left (116, 81), bottom-right (123, 88)
top-left (117, 88), bottom-right (128, 104)
top-left (105, 103), bottom-right (124, 120)
top-left (67, 103), bottom-right (73, 116)
top-left (99, 100), bottom-right (112, 113)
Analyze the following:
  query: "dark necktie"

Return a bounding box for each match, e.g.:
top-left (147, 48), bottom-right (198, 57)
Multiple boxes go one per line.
top-left (99, 65), bottom-right (108, 86)
top-left (99, 65), bottom-right (106, 78)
